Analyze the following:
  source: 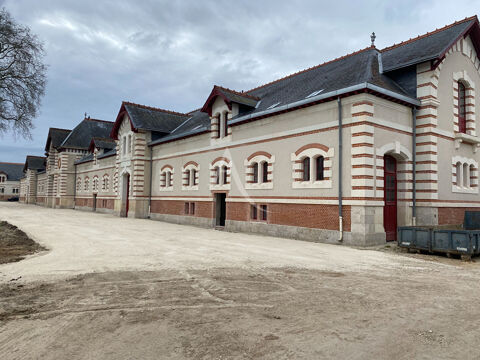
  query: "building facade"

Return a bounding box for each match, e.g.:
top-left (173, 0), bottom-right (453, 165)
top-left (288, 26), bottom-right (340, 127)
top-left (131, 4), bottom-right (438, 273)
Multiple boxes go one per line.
top-left (18, 16), bottom-right (480, 246)
top-left (0, 162), bottom-right (23, 200)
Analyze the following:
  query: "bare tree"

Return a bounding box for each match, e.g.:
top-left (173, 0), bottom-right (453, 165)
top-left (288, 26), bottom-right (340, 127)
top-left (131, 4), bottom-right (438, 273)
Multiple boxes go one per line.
top-left (0, 8), bottom-right (46, 137)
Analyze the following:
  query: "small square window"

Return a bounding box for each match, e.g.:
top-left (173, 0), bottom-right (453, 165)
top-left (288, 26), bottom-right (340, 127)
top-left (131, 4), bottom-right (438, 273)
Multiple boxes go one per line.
top-left (260, 205), bottom-right (268, 221)
top-left (251, 205), bottom-right (257, 220)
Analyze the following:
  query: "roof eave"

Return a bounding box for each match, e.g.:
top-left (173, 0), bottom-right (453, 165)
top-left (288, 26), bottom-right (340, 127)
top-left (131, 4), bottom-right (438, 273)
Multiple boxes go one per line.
top-left (230, 83), bottom-right (419, 127)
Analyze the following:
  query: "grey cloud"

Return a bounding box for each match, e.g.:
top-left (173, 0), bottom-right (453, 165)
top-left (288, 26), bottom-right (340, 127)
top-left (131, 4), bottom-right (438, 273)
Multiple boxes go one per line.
top-left (1, 0), bottom-right (479, 162)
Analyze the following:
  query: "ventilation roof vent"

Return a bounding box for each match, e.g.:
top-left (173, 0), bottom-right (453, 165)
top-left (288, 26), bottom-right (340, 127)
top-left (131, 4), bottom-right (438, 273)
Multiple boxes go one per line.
top-left (305, 89), bottom-right (324, 98)
top-left (266, 102), bottom-right (281, 110)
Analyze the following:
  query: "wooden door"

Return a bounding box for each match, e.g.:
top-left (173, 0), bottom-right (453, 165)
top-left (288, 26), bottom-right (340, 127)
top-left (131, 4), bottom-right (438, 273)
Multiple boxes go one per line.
top-left (384, 155), bottom-right (397, 241)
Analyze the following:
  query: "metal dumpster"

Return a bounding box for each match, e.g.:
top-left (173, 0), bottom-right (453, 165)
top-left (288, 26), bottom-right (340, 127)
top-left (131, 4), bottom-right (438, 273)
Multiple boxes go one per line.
top-left (398, 227), bottom-right (480, 257)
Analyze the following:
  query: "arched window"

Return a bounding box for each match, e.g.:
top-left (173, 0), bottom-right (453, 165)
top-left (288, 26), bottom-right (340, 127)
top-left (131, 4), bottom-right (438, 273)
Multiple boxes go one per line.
top-left (0, 174), bottom-right (6, 183)
top-left (463, 163), bottom-right (469, 187)
top-left (92, 176), bottom-right (99, 191)
top-left (191, 169), bottom-right (197, 185)
top-left (456, 162), bottom-right (462, 186)
top-left (127, 134), bottom-right (132, 154)
top-left (216, 113), bottom-right (221, 138)
top-left (185, 169), bottom-right (191, 186)
top-left (223, 112), bottom-right (229, 137)
top-left (166, 171), bottom-right (172, 187)
top-left (458, 81), bottom-right (467, 133)
top-left (102, 175), bottom-right (109, 191)
top-left (315, 156), bottom-right (324, 181)
top-left (302, 157), bottom-right (310, 181)
top-left (470, 164), bottom-right (475, 188)
top-left (76, 177), bottom-right (82, 191)
top-left (222, 165), bottom-right (228, 184)
top-left (215, 166), bottom-right (220, 184)
top-left (261, 161), bottom-right (268, 183)
top-left (84, 177), bottom-right (90, 191)
top-left (252, 162), bottom-right (259, 183)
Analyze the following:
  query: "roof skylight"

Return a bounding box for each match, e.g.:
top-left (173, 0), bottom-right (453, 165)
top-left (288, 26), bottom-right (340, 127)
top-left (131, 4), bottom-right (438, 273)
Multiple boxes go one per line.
top-left (266, 102), bottom-right (281, 110)
top-left (305, 89), bottom-right (324, 98)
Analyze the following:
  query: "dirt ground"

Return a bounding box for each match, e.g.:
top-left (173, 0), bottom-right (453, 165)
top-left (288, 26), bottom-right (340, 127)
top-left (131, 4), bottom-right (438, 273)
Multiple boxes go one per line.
top-left (0, 221), bottom-right (46, 264)
top-left (1, 203), bottom-right (480, 359)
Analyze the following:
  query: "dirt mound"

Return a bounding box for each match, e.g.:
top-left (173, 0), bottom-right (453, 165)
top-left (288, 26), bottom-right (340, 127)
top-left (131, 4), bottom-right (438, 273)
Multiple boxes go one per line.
top-left (0, 221), bottom-right (46, 264)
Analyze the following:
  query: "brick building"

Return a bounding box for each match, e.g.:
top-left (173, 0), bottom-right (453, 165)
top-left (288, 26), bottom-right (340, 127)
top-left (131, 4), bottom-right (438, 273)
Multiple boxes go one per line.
top-left (18, 16), bottom-right (480, 245)
top-left (0, 162), bottom-right (23, 200)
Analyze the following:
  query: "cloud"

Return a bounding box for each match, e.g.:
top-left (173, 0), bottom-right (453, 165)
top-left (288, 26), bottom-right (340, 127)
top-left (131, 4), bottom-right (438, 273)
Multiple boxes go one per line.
top-left (1, 0), bottom-right (479, 162)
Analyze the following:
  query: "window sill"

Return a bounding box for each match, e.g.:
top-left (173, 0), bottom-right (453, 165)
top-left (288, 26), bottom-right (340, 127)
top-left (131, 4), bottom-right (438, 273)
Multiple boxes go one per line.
top-left (209, 184), bottom-right (231, 191)
top-left (159, 187), bottom-right (174, 192)
top-left (245, 182), bottom-right (273, 190)
top-left (452, 185), bottom-right (479, 194)
top-left (292, 179), bottom-right (332, 189)
top-left (182, 186), bottom-right (199, 191)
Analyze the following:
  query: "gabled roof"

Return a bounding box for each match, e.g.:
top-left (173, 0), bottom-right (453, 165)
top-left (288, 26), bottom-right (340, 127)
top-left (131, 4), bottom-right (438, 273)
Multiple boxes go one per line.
top-left (381, 16), bottom-right (480, 72)
top-left (60, 118), bottom-right (114, 150)
top-left (44, 128), bottom-right (71, 152)
top-left (0, 162), bottom-right (24, 181)
top-left (201, 86), bottom-right (260, 116)
top-left (149, 15), bottom-right (479, 146)
top-left (149, 110), bottom-right (210, 146)
top-left (111, 101), bottom-right (189, 139)
top-left (88, 137), bottom-right (116, 153)
top-left (23, 156), bottom-right (46, 173)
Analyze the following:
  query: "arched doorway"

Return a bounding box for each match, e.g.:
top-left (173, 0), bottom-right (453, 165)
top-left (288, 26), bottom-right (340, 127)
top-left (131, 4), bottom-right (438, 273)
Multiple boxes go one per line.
top-left (121, 173), bottom-right (130, 217)
top-left (384, 155), bottom-right (397, 241)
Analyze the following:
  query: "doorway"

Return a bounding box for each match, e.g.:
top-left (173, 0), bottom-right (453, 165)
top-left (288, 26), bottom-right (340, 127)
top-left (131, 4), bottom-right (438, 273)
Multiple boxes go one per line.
top-left (384, 155), bottom-right (397, 241)
top-left (93, 193), bottom-right (97, 212)
top-left (215, 193), bottom-right (226, 227)
top-left (121, 173), bottom-right (130, 217)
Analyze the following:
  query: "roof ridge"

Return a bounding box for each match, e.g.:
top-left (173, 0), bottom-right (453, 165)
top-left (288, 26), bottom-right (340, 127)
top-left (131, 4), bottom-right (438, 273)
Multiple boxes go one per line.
top-left (246, 45), bottom-right (375, 93)
top-left (381, 15), bottom-right (478, 52)
top-left (26, 155), bottom-right (46, 159)
top-left (0, 162), bottom-right (24, 165)
top-left (122, 101), bottom-right (188, 117)
top-left (215, 85), bottom-right (260, 100)
top-left (49, 127), bottom-right (71, 132)
top-left (186, 107), bottom-right (202, 115)
top-left (84, 118), bottom-right (114, 124)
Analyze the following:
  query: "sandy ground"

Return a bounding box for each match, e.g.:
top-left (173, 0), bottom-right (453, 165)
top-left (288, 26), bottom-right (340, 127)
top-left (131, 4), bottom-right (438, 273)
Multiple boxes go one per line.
top-left (1, 202), bottom-right (480, 359)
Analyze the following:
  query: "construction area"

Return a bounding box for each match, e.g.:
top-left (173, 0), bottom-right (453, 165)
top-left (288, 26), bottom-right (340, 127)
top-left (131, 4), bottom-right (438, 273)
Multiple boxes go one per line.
top-left (0, 202), bottom-right (480, 359)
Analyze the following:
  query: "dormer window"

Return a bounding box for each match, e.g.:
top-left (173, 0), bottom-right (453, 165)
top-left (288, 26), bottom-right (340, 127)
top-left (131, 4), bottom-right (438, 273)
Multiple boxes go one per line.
top-left (0, 174), bottom-right (6, 183)
top-left (458, 81), bottom-right (467, 134)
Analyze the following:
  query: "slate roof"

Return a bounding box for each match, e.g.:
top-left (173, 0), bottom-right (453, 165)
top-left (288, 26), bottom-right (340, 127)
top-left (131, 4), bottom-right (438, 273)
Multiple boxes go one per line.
top-left (60, 118), bottom-right (114, 150)
top-left (0, 162), bottom-right (24, 181)
top-left (90, 137), bottom-right (116, 151)
top-left (45, 128), bottom-right (71, 152)
top-left (124, 102), bottom-right (189, 133)
top-left (149, 110), bottom-right (210, 145)
top-left (149, 15), bottom-right (480, 146)
top-left (75, 154), bottom-right (94, 165)
top-left (381, 16), bottom-right (478, 72)
top-left (98, 148), bottom-right (116, 159)
top-left (23, 156), bottom-right (46, 173)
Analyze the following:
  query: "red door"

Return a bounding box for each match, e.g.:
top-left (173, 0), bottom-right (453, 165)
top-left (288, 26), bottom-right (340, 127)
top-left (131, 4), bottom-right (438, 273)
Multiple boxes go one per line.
top-left (384, 155), bottom-right (397, 241)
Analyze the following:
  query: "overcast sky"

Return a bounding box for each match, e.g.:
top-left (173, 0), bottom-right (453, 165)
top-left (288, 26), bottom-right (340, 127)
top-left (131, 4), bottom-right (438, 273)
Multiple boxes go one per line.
top-left (0, 0), bottom-right (479, 163)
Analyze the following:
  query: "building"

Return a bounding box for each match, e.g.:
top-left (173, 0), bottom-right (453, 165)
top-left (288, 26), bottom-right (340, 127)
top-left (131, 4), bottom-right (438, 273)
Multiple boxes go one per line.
top-left (0, 162), bottom-right (23, 200)
top-left (18, 16), bottom-right (480, 246)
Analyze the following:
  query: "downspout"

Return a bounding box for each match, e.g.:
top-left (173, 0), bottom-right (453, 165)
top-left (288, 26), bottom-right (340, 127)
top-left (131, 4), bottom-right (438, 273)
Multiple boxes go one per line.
top-left (73, 162), bottom-right (77, 209)
top-left (148, 145), bottom-right (153, 218)
top-left (412, 107), bottom-right (417, 226)
top-left (338, 97), bottom-right (343, 241)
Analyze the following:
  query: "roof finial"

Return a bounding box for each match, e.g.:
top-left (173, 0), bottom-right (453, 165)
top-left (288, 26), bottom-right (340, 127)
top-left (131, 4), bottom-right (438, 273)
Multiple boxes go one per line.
top-left (371, 32), bottom-right (376, 47)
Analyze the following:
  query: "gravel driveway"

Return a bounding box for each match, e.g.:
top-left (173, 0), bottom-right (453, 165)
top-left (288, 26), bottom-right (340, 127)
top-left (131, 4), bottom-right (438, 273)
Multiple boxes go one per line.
top-left (1, 202), bottom-right (480, 359)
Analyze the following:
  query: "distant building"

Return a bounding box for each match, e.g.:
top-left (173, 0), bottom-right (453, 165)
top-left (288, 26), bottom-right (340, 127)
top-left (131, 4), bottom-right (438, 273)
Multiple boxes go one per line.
top-left (18, 16), bottom-right (480, 246)
top-left (0, 162), bottom-right (23, 200)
